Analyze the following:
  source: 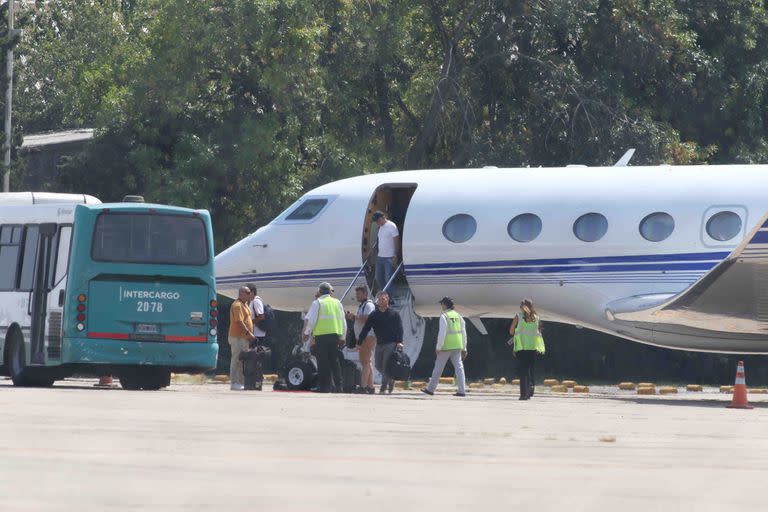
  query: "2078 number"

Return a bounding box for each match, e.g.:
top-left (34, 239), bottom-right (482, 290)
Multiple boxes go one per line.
top-left (137, 301), bottom-right (163, 313)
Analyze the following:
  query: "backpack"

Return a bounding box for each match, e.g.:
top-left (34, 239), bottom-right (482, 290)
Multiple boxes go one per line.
top-left (255, 301), bottom-right (277, 333)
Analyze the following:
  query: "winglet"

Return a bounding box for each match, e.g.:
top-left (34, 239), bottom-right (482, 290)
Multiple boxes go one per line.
top-left (614, 149), bottom-right (636, 167)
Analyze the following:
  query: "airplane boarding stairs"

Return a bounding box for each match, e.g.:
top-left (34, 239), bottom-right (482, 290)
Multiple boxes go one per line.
top-left (340, 281), bottom-right (426, 385)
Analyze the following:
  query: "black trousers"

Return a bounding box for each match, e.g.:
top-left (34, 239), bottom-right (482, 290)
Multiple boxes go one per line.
top-left (316, 334), bottom-right (343, 393)
top-left (517, 350), bottom-right (537, 399)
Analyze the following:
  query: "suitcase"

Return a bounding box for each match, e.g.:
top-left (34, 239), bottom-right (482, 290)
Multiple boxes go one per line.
top-left (240, 346), bottom-right (270, 390)
top-left (386, 348), bottom-right (411, 381)
top-left (341, 359), bottom-right (361, 393)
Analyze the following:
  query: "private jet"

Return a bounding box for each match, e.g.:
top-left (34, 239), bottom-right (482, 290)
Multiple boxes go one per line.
top-left (215, 151), bottom-right (768, 357)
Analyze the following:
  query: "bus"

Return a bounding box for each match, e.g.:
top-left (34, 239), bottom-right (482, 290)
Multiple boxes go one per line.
top-left (0, 192), bottom-right (219, 390)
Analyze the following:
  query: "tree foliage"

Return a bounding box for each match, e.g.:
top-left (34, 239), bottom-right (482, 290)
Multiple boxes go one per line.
top-left (15, 0), bottom-right (768, 248)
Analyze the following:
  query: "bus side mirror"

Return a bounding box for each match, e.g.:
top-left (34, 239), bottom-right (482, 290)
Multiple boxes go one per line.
top-left (59, 290), bottom-right (65, 307)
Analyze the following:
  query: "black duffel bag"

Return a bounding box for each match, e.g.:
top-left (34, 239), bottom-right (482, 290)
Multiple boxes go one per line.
top-left (385, 347), bottom-right (411, 381)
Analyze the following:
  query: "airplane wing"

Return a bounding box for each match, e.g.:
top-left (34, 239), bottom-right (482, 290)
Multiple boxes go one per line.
top-left (611, 211), bottom-right (768, 335)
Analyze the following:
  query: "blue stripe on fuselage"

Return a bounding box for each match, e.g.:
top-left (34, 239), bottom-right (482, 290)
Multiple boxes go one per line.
top-left (749, 231), bottom-right (768, 244)
top-left (216, 251), bottom-right (728, 284)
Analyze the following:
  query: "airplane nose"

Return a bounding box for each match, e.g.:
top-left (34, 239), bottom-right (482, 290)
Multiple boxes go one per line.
top-left (215, 227), bottom-right (269, 298)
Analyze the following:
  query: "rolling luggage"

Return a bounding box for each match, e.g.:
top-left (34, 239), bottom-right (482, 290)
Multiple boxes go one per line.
top-left (341, 358), bottom-right (361, 393)
top-left (385, 348), bottom-right (411, 381)
top-left (240, 345), bottom-right (270, 390)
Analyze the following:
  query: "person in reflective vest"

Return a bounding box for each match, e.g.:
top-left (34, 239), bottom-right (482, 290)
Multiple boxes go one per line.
top-left (422, 297), bottom-right (467, 397)
top-left (508, 299), bottom-right (545, 400)
top-left (303, 282), bottom-right (347, 392)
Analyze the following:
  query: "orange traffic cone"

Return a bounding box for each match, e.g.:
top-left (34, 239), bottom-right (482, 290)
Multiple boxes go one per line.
top-left (727, 361), bottom-right (753, 409)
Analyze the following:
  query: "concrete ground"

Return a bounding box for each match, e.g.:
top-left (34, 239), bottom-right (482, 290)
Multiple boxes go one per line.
top-left (1, 379), bottom-right (767, 512)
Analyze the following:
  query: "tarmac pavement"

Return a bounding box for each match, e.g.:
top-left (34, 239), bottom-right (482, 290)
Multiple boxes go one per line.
top-left (1, 379), bottom-right (767, 511)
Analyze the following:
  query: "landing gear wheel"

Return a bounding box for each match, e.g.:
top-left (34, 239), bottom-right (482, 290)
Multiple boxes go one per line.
top-left (285, 361), bottom-right (315, 390)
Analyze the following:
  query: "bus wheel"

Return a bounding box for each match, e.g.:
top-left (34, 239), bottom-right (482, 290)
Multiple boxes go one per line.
top-left (118, 370), bottom-right (142, 390)
top-left (7, 332), bottom-right (28, 386)
top-left (119, 369), bottom-right (170, 390)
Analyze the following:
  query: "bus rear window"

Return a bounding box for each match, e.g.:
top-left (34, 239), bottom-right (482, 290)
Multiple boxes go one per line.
top-left (92, 213), bottom-right (208, 265)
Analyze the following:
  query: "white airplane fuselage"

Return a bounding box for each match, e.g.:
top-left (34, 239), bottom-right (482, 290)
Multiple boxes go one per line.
top-left (216, 165), bottom-right (768, 353)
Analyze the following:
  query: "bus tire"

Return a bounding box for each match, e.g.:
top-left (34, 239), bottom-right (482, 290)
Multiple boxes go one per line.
top-left (119, 369), bottom-right (170, 391)
top-left (7, 330), bottom-right (28, 385)
top-left (118, 371), bottom-right (142, 390)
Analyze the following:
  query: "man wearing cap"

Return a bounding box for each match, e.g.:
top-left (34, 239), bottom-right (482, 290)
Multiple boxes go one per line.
top-left (372, 211), bottom-right (400, 292)
top-left (422, 297), bottom-right (468, 397)
top-left (303, 282), bottom-right (347, 393)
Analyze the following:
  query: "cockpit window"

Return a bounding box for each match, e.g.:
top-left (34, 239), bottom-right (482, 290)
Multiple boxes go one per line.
top-left (285, 199), bottom-right (328, 221)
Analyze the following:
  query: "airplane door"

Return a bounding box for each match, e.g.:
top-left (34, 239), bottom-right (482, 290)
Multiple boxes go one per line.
top-left (28, 223), bottom-right (57, 365)
top-left (362, 184), bottom-right (417, 292)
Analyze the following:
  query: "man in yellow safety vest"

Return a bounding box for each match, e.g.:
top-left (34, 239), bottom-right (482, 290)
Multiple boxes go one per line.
top-left (422, 297), bottom-right (467, 397)
top-left (303, 282), bottom-right (347, 392)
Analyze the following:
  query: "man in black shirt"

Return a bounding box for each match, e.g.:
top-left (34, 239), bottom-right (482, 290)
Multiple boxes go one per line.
top-left (357, 292), bottom-right (403, 394)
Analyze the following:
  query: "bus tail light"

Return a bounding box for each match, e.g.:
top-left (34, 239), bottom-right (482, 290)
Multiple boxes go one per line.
top-left (209, 299), bottom-right (218, 337)
top-left (76, 294), bottom-right (87, 330)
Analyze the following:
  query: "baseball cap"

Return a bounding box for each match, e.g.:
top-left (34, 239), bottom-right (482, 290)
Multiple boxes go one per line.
top-left (439, 297), bottom-right (454, 308)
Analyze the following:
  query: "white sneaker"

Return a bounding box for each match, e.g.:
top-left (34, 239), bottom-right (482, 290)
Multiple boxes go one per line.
top-left (230, 383), bottom-right (244, 391)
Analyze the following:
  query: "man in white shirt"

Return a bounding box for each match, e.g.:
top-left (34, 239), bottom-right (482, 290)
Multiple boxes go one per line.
top-left (245, 283), bottom-right (268, 390)
top-left (245, 283), bottom-right (266, 342)
top-left (372, 211), bottom-right (400, 292)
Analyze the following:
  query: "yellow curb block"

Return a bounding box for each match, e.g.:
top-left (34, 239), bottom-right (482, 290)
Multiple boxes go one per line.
top-left (468, 382), bottom-right (484, 389)
top-left (637, 386), bottom-right (656, 395)
top-left (491, 384), bottom-right (504, 389)
top-left (638, 382), bottom-right (654, 388)
top-left (720, 385), bottom-right (734, 393)
top-left (483, 378), bottom-right (495, 385)
top-left (550, 385), bottom-right (568, 393)
top-left (659, 387), bottom-right (678, 395)
top-left (618, 382), bottom-right (636, 390)
top-left (499, 377), bottom-right (507, 385)
top-left (573, 385), bottom-right (589, 393)
top-left (263, 374), bottom-right (278, 381)
top-left (439, 377), bottom-right (454, 385)
top-left (562, 380), bottom-right (577, 388)
top-left (171, 374), bottom-right (207, 384)
top-left (749, 388), bottom-right (768, 394)
top-left (511, 379), bottom-right (520, 385)
top-left (411, 381), bottom-right (426, 388)
top-left (543, 379), bottom-right (560, 387)
top-left (686, 384), bottom-right (703, 392)
top-left (213, 375), bottom-right (230, 383)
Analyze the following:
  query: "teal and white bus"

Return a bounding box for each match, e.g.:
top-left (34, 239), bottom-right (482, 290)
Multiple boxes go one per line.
top-left (0, 192), bottom-right (219, 390)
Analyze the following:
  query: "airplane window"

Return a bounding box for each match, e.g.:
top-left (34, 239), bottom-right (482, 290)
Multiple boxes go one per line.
top-left (285, 199), bottom-right (328, 221)
top-left (508, 214), bottom-right (542, 242)
top-left (443, 214), bottom-right (477, 243)
top-left (706, 211), bottom-right (742, 241)
top-left (573, 213), bottom-right (608, 242)
top-left (639, 212), bottom-right (674, 242)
